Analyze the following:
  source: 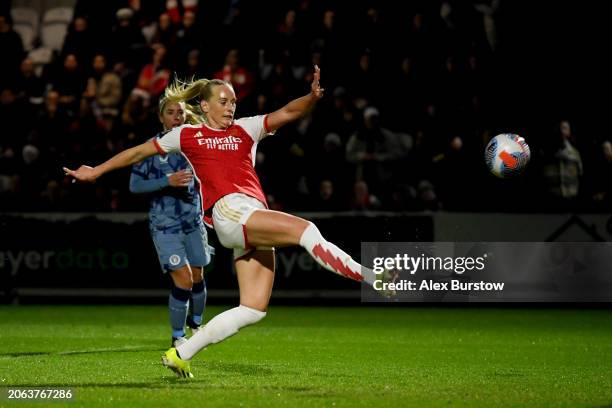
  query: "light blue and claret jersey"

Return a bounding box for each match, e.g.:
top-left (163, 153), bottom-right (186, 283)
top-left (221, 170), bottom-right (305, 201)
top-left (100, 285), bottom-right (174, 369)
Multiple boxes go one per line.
top-left (129, 134), bottom-right (202, 233)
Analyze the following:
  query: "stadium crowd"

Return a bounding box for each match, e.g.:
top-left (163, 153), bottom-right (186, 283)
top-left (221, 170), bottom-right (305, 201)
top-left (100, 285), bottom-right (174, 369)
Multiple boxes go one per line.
top-left (0, 0), bottom-right (610, 213)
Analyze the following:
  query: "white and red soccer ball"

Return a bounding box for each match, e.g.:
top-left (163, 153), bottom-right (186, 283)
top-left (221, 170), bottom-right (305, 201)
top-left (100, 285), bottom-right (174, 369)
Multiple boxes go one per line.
top-left (485, 133), bottom-right (531, 178)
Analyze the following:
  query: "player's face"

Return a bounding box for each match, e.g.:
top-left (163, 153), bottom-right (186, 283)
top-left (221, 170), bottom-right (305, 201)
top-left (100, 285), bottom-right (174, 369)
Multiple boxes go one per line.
top-left (202, 85), bottom-right (237, 129)
top-left (160, 102), bottom-right (186, 130)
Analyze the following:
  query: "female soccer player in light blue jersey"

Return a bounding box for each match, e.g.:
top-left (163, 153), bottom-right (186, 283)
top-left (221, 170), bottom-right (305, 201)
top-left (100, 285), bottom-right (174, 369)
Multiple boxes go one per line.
top-left (129, 97), bottom-right (213, 347)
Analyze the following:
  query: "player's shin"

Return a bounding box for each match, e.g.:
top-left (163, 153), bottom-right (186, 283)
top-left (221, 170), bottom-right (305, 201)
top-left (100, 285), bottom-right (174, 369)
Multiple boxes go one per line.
top-left (298, 222), bottom-right (377, 285)
top-left (176, 305), bottom-right (266, 360)
top-left (169, 286), bottom-right (191, 339)
top-left (190, 279), bottom-right (206, 326)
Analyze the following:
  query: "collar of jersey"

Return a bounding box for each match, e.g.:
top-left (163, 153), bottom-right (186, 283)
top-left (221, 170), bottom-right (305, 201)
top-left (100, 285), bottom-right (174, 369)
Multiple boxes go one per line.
top-left (202, 122), bottom-right (233, 132)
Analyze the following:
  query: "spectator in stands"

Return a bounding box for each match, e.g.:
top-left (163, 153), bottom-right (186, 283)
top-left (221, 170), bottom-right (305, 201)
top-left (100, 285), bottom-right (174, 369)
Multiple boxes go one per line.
top-left (33, 90), bottom-right (71, 158)
top-left (0, 172), bottom-right (18, 211)
top-left (62, 16), bottom-right (98, 66)
top-left (136, 43), bottom-right (172, 101)
top-left (431, 135), bottom-right (481, 210)
top-left (150, 13), bottom-right (177, 50)
top-left (320, 86), bottom-right (357, 143)
top-left (473, 0), bottom-right (501, 52)
top-left (0, 15), bottom-right (25, 89)
top-left (388, 184), bottom-right (417, 211)
top-left (39, 179), bottom-right (65, 211)
top-left (108, 8), bottom-right (147, 68)
top-left (359, 6), bottom-right (390, 61)
top-left (175, 10), bottom-right (201, 64)
top-left (120, 90), bottom-right (155, 144)
top-left (111, 61), bottom-right (138, 102)
top-left (310, 179), bottom-right (342, 211)
top-left (307, 132), bottom-right (351, 198)
top-left (276, 9), bottom-right (298, 49)
top-left (51, 54), bottom-right (86, 116)
top-left (0, 88), bottom-right (30, 151)
top-left (589, 140), bottom-right (612, 210)
top-left (214, 49), bottom-right (254, 104)
top-left (166, 0), bottom-right (199, 24)
top-left (350, 51), bottom-right (381, 108)
top-left (349, 180), bottom-right (381, 211)
top-left (465, 54), bottom-right (488, 103)
top-left (275, 9), bottom-right (307, 66)
top-left (416, 180), bottom-right (441, 211)
top-left (81, 54), bottom-right (123, 124)
top-left (15, 58), bottom-right (45, 107)
top-left (15, 144), bottom-right (44, 210)
top-left (0, 143), bottom-right (17, 176)
top-left (390, 56), bottom-right (425, 132)
top-left (177, 49), bottom-right (203, 80)
top-left (311, 9), bottom-right (344, 78)
top-left (346, 107), bottom-right (409, 200)
top-left (541, 120), bottom-right (584, 211)
top-left (262, 55), bottom-right (298, 110)
top-left (73, 1), bottom-right (122, 39)
top-left (437, 55), bottom-right (469, 129)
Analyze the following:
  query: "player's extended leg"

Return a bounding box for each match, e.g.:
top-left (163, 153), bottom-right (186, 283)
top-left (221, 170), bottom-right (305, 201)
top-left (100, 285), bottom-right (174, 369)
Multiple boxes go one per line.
top-left (169, 265), bottom-right (194, 344)
top-left (245, 210), bottom-right (378, 285)
top-left (175, 250), bottom-right (273, 360)
top-left (236, 249), bottom-right (275, 311)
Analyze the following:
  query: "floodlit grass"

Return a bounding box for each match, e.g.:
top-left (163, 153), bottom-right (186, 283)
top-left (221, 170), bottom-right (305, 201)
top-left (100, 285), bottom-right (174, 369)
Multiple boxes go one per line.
top-left (1, 306), bottom-right (611, 407)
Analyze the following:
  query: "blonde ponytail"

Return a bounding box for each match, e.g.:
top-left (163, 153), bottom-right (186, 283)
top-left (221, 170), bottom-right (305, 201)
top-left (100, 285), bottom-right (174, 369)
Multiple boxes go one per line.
top-left (160, 77), bottom-right (230, 125)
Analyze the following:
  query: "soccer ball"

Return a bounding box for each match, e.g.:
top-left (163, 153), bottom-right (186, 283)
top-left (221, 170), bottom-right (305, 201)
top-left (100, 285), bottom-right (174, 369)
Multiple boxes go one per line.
top-left (484, 133), bottom-right (531, 178)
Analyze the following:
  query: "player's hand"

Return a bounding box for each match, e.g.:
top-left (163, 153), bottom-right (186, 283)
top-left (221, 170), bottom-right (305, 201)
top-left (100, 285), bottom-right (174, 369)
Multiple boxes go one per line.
top-left (168, 170), bottom-right (193, 187)
top-left (311, 65), bottom-right (324, 99)
top-left (63, 165), bottom-right (98, 183)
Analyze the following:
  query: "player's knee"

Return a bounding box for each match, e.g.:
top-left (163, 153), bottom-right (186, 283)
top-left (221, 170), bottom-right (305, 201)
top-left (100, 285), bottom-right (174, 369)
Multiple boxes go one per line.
top-left (238, 292), bottom-right (269, 313)
top-left (239, 304), bottom-right (267, 324)
top-left (239, 292), bottom-right (270, 312)
top-left (171, 267), bottom-right (193, 289)
top-left (293, 218), bottom-right (313, 237)
top-left (298, 221), bottom-right (323, 247)
top-left (191, 266), bottom-right (203, 283)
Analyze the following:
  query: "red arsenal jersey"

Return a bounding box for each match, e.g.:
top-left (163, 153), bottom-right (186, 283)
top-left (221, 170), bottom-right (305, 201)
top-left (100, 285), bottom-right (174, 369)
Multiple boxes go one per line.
top-left (153, 115), bottom-right (274, 216)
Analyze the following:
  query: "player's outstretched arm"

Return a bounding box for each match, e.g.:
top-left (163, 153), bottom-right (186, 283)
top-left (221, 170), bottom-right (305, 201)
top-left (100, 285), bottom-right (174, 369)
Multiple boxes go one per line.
top-left (130, 169), bottom-right (193, 193)
top-left (265, 65), bottom-right (324, 132)
top-left (64, 140), bottom-right (159, 183)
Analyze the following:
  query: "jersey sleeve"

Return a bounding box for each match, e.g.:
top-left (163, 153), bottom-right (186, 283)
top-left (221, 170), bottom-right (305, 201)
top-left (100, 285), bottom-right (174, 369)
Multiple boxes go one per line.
top-left (129, 157), bottom-right (170, 193)
top-left (154, 126), bottom-right (182, 154)
top-left (235, 115), bottom-right (276, 142)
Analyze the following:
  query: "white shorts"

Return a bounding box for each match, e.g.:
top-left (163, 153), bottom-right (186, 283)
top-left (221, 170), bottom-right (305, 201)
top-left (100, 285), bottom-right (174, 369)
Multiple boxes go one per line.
top-left (212, 193), bottom-right (273, 259)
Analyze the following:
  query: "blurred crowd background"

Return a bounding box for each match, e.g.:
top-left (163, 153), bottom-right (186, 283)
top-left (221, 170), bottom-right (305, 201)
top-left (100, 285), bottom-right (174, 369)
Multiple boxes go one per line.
top-left (0, 0), bottom-right (609, 214)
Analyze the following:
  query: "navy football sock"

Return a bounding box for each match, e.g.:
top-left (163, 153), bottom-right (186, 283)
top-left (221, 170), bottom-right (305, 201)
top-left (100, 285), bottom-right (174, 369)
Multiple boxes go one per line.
top-left (191, 280), bottom-right (206, 325)
top-left (169, 286), bottom-right (191, 338)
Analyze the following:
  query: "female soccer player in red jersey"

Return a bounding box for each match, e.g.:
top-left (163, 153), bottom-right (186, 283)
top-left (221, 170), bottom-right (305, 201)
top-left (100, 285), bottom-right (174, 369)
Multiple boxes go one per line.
top-left (64, 66), bottom-right (394, 378)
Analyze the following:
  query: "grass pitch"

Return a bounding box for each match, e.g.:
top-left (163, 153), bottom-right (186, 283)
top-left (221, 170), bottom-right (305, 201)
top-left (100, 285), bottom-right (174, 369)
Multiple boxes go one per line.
top-left (1, 305), bottom-right (611, 407)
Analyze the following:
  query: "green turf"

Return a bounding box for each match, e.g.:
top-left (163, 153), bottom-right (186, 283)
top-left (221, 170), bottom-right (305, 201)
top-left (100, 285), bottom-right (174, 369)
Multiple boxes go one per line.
top-left (0, 306), bottom-right (611, 407)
